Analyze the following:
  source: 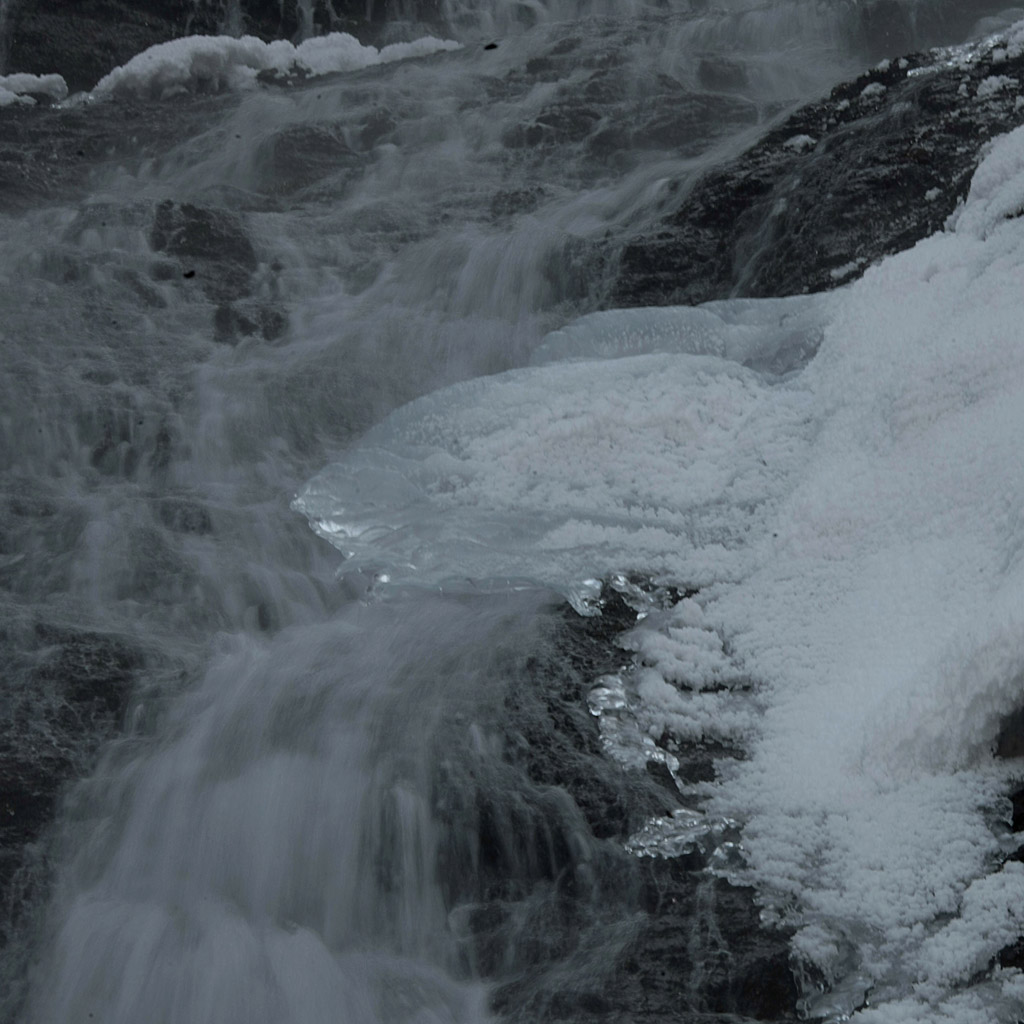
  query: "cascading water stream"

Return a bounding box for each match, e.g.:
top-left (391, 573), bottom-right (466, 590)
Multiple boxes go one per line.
top-left (1, 3), bottom-right (1021, 1023)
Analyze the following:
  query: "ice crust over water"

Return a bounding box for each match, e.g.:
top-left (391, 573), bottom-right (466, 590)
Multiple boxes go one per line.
top-left (297, 126), bottom-right (1024, 1016)
top-left (91, 32), bottom-right (461, 100)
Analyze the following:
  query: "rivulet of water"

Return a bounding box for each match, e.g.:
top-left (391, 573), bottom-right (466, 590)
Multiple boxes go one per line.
top-left (0, 3), bottom-right (1014, 1022)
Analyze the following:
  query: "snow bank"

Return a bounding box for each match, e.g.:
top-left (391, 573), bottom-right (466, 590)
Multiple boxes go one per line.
top-left (92, 32), bottom-right (461, 101)
top-left (296, 126), bottom-right (1024, 1015)
top-left (0, 73), bottom-right (68, 107)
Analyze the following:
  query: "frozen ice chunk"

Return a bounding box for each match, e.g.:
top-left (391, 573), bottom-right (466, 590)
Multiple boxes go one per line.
top-left (624, 807), bottom-right (740, 862)
top-left (531, 294), bottom-right (830, 376)
top-left (294, 351), bottom-right (795, 597)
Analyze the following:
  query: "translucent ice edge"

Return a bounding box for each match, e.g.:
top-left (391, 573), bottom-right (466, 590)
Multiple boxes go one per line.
top-left (297, 124), bottom-right (1024, 1020)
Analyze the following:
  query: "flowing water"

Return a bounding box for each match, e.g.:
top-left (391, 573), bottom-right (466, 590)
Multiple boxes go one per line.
top-left (0, 2), bottom-right (1019, 1021)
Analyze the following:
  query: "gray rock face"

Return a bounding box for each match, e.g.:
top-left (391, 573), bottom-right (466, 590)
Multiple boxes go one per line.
top-left (610, 32), bottom-right (1024, 307)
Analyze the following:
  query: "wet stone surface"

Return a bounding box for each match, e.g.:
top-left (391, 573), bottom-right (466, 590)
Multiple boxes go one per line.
top-left (0, 97), bottom-right (229, 212)
top-left (610, 33), bottom-right (1024, 307)
top-left (151, 199), bottom-right (257, 299)
top-left (0, 620), bottom-right (143, 943)
top-left (149, 198), bottom-right (288, 342)
top-left (436, 587), bottom-right (798, 1023)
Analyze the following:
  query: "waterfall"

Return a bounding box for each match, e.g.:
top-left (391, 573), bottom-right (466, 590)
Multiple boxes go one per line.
top-left (2, 3), bottom-right (1022, 1023)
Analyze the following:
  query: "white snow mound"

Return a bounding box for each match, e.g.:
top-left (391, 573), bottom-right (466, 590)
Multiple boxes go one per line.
top-left (92, 32), bottom-right (461, 100)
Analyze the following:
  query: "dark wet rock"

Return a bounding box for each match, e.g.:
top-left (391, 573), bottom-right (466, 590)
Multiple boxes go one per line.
top-left (999, 935), bottom-right (1024, 971)
top-left (3, 0), bottom-right (205, 95)
top-left (32, 623), bottom-right (141, 712)
top-left (213, 301), bottom-right (287, 343)
top-left (0, 617), bottom-right (150, 1019)
top-left (501, 64), bottom-right (759, 171)
top-left (995, 705), bottom-right (1024, 758)
top-left (436, 587), bottom-right (797, 1023)
top-left (256, 122), bottom-right (366, 194)
top-left (151, 199), bottom-right (257, 302)
top-left (77, 391), bottom-right (177, 480)
top-left (1011, 785), bottom-right (1024, 833)
top-left (213, 302), bottom-right (256, 343)
top-left (359, 107), bottom-right (397, 148)
top-left (610, 32), bottom-right (1024, 307)
top-left (0, 622), bottom-right (141, 888)
top-left (156, 495), bottom-right (213, 534)
top-left (146, 195), bottom-right (288, 335)
top-left (697, 57), bottom-right (748, 93)
top-left (657, 735), bottom-right (745, 788)
top-left (490, 186), bottom-right (548, 220)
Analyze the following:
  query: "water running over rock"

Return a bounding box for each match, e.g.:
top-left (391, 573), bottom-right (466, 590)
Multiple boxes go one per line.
top-left (1, 4), bottom-right (1023, 1024)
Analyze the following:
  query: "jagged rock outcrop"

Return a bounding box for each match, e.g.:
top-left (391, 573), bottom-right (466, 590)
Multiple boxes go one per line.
top-left (610, 31), bottom-right (1024, 307)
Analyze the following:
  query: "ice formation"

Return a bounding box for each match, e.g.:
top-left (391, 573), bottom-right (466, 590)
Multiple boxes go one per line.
top-left (297, 125), bottom-right (1024, 1016)
top-left (0, 72), bottom-right (68, 106)
top-left (91, 32), bottom-right (461, 100)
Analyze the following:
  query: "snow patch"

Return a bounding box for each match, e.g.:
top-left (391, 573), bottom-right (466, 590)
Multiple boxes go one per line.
top-left (784, 133), bottom-right (815, 153)
top-left (976, 74), bottom-right (1017, 99)
top-left (0, 72), bottom-right (68, 107)
top-left (92, 32), bottom-right (461, 100)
